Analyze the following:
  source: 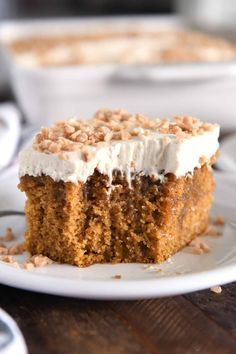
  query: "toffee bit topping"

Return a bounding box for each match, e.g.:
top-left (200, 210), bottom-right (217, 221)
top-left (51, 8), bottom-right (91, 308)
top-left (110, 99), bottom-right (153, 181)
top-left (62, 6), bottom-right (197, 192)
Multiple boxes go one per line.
top-left (33, 109), bottom-right (217, 155)
top-left (210, 286), bottom-right (222, 294)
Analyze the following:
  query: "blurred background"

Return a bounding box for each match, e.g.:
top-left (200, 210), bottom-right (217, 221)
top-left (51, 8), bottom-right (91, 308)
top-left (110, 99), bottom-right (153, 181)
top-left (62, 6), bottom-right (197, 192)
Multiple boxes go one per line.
top-left (0, 0), bottom-right (236, 33)
top-left (0, 0), bottom-right (173, 18)
top-left (0, 0), bottom-right (236, 172)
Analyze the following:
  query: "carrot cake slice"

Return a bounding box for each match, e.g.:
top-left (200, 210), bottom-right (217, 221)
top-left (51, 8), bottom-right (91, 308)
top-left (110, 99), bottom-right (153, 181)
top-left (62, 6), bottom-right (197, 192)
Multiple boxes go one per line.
top-left (18, 109), bottom-right (220, 266)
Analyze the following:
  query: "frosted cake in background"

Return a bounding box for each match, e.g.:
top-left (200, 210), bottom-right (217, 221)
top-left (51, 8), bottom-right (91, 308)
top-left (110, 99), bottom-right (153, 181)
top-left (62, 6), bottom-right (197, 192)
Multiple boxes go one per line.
top-left (8, 30), bottom-right (236, 67)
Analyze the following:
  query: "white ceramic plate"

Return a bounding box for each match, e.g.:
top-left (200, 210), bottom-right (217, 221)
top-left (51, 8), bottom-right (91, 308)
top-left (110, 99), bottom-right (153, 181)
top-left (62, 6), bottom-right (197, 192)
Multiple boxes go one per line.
top-left (217, 133), bottom-right (236, 173)
top-left (0, 166), bottom-right (235, 299)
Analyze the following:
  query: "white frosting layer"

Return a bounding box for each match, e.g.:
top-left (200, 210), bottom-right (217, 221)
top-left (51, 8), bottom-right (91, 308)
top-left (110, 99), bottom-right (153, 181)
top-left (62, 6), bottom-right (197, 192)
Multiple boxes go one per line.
top-left (19, 126), bottom-right (220, 185)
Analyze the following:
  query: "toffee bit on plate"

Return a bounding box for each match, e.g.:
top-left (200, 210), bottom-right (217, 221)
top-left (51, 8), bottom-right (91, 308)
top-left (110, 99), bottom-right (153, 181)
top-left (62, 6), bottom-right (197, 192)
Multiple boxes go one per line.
top-left (0, 242), bottom-right (25, 256)
top-left (0, 254), bottom-right (20, 268)
top-left (24, 254), bottom-right (54, 269)
top-left (156, 268), bottom-right (162, 273)
top-left (205, 226), bottom-right (222, 237)
top-left (24, 262), bottom-right (35, 270)
top-left (0, 246), bottom-right (8, 255)
top-left (213, 215), bottom-right (225, 226)
top-left (8, 242), bottom-right (25, 255)
top-left (210, 286), bottom-right (222, 294)
top-left (0, 227), bottom-right (15, 241)
top-left (188, 237), bottom-right (210, 254)
top-left (112, 274), bottom-right (122, 280)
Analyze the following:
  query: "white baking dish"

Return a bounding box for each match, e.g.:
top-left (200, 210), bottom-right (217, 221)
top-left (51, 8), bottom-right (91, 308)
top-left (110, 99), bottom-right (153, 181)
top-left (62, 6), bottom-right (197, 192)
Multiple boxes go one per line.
top-left (1, 16), bottom-right (236, 130)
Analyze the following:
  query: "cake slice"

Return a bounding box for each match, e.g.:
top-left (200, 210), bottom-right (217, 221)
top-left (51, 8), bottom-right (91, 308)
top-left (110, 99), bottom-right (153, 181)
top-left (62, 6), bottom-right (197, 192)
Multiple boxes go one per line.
top-left (18, 109), bottom-right (219, 266)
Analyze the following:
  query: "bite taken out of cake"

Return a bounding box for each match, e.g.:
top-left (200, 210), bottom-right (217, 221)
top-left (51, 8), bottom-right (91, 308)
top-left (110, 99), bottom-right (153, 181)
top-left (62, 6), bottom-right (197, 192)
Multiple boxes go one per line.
top-left (18, 109), bottom-right (220, 267)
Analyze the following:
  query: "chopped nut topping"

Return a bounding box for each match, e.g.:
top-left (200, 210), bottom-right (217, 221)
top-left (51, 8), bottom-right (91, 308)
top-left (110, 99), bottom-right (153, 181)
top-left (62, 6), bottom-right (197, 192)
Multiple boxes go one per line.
top-left (58, 151), bottom-right (69, 160)
top-left (81, 147), bottom-right (94, 162)
top-left (33, 109), bottom-right (217, 156)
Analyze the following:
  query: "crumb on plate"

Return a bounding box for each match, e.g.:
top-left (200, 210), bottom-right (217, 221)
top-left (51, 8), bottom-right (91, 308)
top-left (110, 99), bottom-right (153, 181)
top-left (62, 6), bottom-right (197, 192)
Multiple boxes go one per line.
top-left (210, 286), bottom-right (222, 294)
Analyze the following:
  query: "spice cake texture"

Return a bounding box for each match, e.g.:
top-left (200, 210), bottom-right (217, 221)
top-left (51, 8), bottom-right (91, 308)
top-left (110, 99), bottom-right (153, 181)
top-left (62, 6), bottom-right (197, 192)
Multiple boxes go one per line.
top-left (18, 109), bottom-right (220, 266)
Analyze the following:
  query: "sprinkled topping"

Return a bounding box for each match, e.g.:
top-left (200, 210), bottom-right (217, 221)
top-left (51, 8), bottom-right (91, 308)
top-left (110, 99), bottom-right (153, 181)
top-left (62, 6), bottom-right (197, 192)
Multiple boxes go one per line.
top-left (33, 108), bottom-right (217, 158)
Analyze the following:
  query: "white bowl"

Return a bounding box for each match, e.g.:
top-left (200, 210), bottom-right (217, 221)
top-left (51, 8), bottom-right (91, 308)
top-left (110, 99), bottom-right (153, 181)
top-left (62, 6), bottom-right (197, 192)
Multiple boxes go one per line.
top-left (1, 16), bottom-right (236, 129)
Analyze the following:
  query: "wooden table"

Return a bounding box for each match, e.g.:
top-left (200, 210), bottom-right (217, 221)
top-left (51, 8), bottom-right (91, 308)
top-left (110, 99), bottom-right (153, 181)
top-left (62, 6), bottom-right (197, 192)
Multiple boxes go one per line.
top-left (0, 282), bottom-right (235, 354)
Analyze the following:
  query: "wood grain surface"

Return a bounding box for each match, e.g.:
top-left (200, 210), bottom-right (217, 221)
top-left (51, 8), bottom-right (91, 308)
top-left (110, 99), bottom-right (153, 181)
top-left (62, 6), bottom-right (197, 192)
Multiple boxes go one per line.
top-left (0, 283), bottom-right (235, 354)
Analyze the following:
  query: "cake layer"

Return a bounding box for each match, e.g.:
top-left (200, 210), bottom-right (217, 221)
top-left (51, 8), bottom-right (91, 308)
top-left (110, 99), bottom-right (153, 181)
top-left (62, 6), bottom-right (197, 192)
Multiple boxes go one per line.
top-left (19, 109), bottom-right (219, 185)
top-left (18, 164), bottom-right (214, 266)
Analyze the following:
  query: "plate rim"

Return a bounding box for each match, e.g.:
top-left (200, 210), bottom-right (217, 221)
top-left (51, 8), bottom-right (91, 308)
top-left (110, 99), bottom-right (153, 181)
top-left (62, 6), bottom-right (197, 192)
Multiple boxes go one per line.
top-left (0, 259), bottom-right (235, 299)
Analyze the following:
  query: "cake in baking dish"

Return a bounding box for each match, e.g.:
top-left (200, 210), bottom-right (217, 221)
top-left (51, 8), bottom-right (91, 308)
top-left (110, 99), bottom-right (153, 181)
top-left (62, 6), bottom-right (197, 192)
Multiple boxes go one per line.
top-left (9, 30), bottom-right (236, 67)
top-left (18, 109), bottom-right (220, 266)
